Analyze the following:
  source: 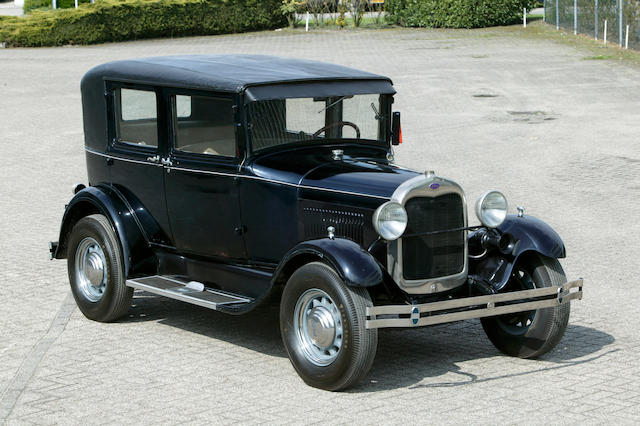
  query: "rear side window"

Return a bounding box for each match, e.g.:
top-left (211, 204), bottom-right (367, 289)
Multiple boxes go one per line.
top-left (172, 95), bottom-right (236, 157)
top-left (114, 88), bottom-right (158, 147)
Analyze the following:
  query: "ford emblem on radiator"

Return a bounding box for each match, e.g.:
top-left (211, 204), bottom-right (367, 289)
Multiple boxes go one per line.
top-left (429, 182), bottom-right (440, 190)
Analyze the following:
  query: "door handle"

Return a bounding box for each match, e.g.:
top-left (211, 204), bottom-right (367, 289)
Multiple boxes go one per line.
top-left (161, 157), bottom-right (173, 167)
top-left (146, 155), bottom-right (160, 163)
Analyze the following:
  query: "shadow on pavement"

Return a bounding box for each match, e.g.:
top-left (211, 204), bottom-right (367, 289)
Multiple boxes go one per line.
top-left (351, 322), bottom-right (616, 392)
top-left (125, 292), bottom-right (614, 391)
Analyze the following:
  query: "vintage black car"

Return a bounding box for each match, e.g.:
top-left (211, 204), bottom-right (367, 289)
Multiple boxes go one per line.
top-left (50, 55), bottom-right (583, 391)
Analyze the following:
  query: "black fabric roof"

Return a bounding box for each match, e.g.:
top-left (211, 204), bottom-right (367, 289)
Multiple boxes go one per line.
top-left (83, 54), bottom-right (394, 94)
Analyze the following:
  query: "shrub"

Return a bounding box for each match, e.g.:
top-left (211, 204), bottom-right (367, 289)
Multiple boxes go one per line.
top-left (1, 0), bottom-right (287, 47)
top-left (24, 0), bottom-right (92, 14)
top-left (386, 0), bottom-right (537, 29)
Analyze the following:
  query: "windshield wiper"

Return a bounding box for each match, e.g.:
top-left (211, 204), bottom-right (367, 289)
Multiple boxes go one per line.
top-left (317, 96), bottom-right (347, 114)
top-left (370, 102), bottom-right (381, 120)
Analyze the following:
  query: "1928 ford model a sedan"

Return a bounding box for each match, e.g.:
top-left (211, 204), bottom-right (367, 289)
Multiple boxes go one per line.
top-left (50, 55), bottom-right (583, 391)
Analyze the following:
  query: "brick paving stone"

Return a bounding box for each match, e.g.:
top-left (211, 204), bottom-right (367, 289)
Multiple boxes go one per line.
top-left (0, 25), bottom-right (639, 424)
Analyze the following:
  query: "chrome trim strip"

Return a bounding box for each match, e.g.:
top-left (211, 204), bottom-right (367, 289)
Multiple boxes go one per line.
top-left (168, 166), bottom-right (391, 200)
top-left (386, 173), bottom-right (469, 294)
top-left (85, 147), bottom-right (390, 200)
top-left (85, 147), bottom-right (163, 167)
top-left (365, 279), bottom-right (583, 329)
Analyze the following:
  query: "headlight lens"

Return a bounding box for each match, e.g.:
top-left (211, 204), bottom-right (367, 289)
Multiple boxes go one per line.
top-left (475, 191), bottom-right (508, 228)
top-left (373, 201), bottom-right (408, 241)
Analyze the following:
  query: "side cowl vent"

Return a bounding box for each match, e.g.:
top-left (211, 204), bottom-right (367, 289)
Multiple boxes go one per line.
top-left (302, 207), bottom-right (365, 245)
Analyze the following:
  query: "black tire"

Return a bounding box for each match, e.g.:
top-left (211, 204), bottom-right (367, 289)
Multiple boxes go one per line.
top-left (67, 214), bottom-right (132, 322)
top-left (280, 262), bottom-right (377, 391)
top-left (481, 254), bottom-right (570, 358)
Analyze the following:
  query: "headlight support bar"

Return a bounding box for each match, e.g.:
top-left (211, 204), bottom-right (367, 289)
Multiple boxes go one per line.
top-left (365, 279), bottom-right (583, 329)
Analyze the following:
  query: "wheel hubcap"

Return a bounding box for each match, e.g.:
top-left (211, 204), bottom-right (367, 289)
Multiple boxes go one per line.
top-left (294, 289), bottom-right (343, 366)
top-left (306, 306), bottom-right (336, 349)
top-left (75, 237), bottom-right (107, 302)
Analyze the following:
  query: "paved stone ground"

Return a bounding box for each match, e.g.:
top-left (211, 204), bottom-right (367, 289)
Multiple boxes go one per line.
top-left (0, 2), bottom-right (22, 17)
top-left (1, 24), bottom-right (639, 424)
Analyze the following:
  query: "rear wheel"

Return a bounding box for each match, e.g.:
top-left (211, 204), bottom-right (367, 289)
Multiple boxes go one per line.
top-left (481, 254), bottom-right (570, 358)
top-left (280, 262), bottom-right (377, 391)
top-left (67, 214), bottom-right (132, 322)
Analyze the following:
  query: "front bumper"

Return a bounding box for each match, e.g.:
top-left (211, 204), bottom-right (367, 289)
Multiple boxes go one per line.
top-left (365, 279), bottom-right (583, 329)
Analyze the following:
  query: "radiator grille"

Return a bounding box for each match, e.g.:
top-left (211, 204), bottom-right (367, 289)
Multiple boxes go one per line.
top-left (302, 207), bottom-right (365, 244)
top-left (402, 194), bottom-right (465, 280)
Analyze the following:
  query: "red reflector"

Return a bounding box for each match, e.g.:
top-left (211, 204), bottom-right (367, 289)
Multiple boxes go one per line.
top-left (399, 124), bottom-right (402, 144)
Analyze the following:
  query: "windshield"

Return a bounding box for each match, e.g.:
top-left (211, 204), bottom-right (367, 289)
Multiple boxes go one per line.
top-left (247, 94), bottom-right (388, 152)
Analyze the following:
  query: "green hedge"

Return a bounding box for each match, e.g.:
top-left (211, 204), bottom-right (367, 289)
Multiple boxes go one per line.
top-left (24, 0), bottom-right (92, 14)
top-left (1, 0), bottom-right (287, 47)
top-left (386, 0), bottom-right (537, 28)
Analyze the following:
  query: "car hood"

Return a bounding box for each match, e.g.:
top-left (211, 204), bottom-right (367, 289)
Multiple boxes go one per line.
top-left (299, 160), bottom-right (418, 198)
top-left (249, 147), bottom-right (419, 199)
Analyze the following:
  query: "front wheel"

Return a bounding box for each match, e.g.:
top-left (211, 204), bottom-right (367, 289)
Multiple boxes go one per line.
top-left (280, 262), bottom-right (377, 391)
top-left (481, 254), bottom-right (570, 358)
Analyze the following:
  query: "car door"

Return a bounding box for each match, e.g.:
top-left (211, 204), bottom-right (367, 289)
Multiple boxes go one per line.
top-left (105, 83), bottom-right (172, 245)
top-left (163, 90), bottom-right (246, 261)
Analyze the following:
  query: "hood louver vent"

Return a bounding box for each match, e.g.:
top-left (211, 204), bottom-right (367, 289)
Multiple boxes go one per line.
top-left (302, 207), bottom-right (365, 245)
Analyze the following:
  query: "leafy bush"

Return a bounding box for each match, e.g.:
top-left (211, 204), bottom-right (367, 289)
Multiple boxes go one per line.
top-left (24, 0), bottom-right (92, 14)
top-left (386, 0), bottom-right (536, 28)
top-left (1, 0), bottom-right (287, 47)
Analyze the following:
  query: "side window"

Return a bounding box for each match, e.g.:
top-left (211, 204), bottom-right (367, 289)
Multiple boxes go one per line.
top-left (114, 88), bottom-right (158, 147)
top-left (173, 95), bottom-right (236, 157)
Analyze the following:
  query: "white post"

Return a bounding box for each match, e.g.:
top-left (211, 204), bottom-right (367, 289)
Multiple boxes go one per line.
top-left (52, 0), bottom-right (57, 9)
top-left (556, 0), bottom-right (559, 30)
top-left (305, 11), bottom-right (309, 32)
top-left (595, 0), bottom-right (599, 40)
top-left (543, 0), bottom-right (546, 23)
top-left (75, 0), bottom-right (78, 8)
top-left (573, 0), bottom-right (577, 35)
top-left (619, 0), bottom-right (623, 47)
top-left (604, 19), bottom-right (607, 44)
top-left (625, 24), bottom-right (629, 49)
top-left (523, 8), bottom-right (527, 28)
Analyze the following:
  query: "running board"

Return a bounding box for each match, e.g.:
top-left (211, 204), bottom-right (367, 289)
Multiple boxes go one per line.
top-left (126, 275), bottom-right (253, 310)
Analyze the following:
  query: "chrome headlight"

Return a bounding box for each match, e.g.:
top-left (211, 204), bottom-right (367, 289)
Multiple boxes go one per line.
top-left (373, 201), bottom-right (407, 241)
top-left (475, 191), bottom-right (508, 228)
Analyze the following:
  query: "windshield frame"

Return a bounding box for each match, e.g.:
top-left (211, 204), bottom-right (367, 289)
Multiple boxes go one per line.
top-left (243, 93), bottom-right (393, 156)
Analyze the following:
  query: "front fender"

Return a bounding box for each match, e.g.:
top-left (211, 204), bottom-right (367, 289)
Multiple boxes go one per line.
top-left (54, 185), bottom-right (153, 277)
top-left (273, 238), bottom-right (383, 288)
top-left (470, 214), bottom-right (566, 290)
top-left (499, 214), bottom-right (565, 259)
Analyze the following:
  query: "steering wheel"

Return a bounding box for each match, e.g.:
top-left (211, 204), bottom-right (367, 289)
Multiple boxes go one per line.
top-left (312, 121), bottom-right (361, 139)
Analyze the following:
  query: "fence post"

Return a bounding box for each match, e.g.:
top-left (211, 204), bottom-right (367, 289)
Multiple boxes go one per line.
top-left (604, 19), bottom-right (607, 44)
top-left (75, 0), bottom-right (78, 8)
top-left (626, 24), bottom-right (629, 49)
top-left (556, 0), bottom-right (559, 30)
top-left (524, 8), bottom-right (527, 28)
top-left (595, 0), bottom-right (599, 40)
top-left (543, 0), bottom-right (546, 22)
top-left (52, 0), bottom-right (56, 9)
top-left (618, 0), bottom-right (623, 47)
top-left (574, 0), bottom-right (577, 35)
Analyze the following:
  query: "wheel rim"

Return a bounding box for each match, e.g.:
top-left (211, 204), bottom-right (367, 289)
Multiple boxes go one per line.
top-left (75, 237), bottom-right (107, 302)
top-left (293, 288), bottom-right (343, 367)
top-left (496, 268), bottom-right (537, 335)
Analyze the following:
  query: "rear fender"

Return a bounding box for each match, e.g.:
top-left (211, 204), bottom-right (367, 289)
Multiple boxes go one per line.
top-left (470, 214), bottom-right (566, 290)
top-left (53, 185), bottom-right (154, 277)
top-left (272, 238), bottom-right (383, 288)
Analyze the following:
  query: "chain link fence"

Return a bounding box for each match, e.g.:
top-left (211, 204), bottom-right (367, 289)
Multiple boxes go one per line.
top-left (544, 0), bottom-right (640, 49)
